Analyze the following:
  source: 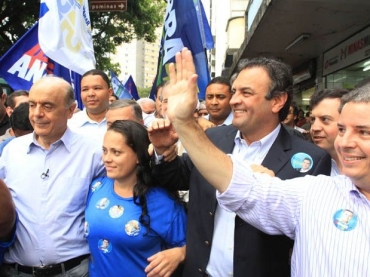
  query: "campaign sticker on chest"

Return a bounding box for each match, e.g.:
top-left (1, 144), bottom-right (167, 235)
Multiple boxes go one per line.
top-left (333, 209), bottom-right (358, 231)
top-left (291, 152), bottom-right (313, 173)
top-left (109, 205), bottom-right (124, 218)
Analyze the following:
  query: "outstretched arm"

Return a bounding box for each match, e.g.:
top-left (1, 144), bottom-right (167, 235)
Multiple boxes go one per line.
top-left (164, 48), bottom-right (232, 193)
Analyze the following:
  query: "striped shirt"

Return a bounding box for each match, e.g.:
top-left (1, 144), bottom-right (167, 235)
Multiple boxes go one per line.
top-left (217, 155), bottom-right (370, 277)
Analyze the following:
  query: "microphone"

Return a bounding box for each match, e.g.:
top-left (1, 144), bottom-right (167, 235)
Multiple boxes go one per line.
top-left (41, 169), bottom-right (49, 179)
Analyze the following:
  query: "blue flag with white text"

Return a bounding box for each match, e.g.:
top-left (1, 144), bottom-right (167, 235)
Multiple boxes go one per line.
top-left (0, 22), bottom-right (83, 108)
top-left (110, 70), bottom-right (132, 100)
top-left (124, 75), bottom-right (139, 100)
top-left (149, 0), bottom-right (214, 100)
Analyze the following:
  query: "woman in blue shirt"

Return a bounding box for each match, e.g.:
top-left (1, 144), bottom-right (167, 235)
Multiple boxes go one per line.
top-left (85, 120), bottom-right (186, 277)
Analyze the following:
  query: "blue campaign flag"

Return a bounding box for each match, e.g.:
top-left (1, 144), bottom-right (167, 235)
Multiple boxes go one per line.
top-left (149, 0), bottom-right (214, 100)
top-left (109, 70), bottom-right (132, 100)
top-left (0, 22), bottom-right (83, 108)
top-left (124, 75), bottom-right (139, 100)
top-left (194, 0), bottom-right (214, 49)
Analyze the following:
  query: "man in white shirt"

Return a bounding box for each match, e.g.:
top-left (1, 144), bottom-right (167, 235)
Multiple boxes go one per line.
top-left (204, 76), bottom-right (233, 126)
top-left (68, 69), bottom-right (113, 142)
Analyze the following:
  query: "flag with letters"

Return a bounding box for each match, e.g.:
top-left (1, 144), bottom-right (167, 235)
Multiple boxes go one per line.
top-left (38, 0), bottom-right (95, 75)
top-left (124, 75), bottom-right (140, 100)
top-left (149, 0), bottom-right (214, 100)
top-left (0, 22), bottom-right (83, 107)
top-left (110, 70), bottom-right (132, 100)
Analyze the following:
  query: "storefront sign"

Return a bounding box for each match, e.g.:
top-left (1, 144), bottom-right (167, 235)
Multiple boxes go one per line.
top-left (323, 26), bottom-right (370, 76)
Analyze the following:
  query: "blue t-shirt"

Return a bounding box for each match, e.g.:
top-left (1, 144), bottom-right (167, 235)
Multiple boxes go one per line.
top-left (85, 177), bottom-right (187, 277)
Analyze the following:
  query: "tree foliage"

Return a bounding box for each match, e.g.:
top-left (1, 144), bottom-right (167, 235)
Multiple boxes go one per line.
top-left (0, 0), bottom-right (165, 72)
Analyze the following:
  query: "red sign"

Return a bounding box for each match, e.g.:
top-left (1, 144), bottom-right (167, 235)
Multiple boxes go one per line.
top-left (90, 0), bottom-right (127, 12)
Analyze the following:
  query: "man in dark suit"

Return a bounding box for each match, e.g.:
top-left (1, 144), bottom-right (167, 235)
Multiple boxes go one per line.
top-left (149, 51), bottom-right (331, 277)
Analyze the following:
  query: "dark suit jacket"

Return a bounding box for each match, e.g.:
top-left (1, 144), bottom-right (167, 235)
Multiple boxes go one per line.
top-left (154, 124), bottom-right (331, 277)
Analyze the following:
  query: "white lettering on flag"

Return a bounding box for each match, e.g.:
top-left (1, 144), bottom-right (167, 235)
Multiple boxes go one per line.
top-left (162, 0), bottom-right (184, 64)
top-left (8, 55), bottom-right (47, 83)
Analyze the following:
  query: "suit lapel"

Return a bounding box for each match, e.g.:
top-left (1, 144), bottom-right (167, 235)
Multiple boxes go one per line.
top-left (261, 126), bottom-right (292, 174)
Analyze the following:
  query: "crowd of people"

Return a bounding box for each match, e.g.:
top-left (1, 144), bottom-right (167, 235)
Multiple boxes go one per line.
top-left (0, 46), bottom-right (369, 277)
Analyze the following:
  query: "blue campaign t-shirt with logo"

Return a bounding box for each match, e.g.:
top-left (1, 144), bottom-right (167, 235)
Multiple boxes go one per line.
top-left (85, 177), bottom-right (186, 277)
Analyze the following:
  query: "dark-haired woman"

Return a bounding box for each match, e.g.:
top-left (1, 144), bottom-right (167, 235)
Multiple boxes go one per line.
top-left (85, 120), bottom-right (186, 277)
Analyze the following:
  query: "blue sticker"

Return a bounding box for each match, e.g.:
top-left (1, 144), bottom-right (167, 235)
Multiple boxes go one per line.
top-left (98, 239), bottom-right (112, 253)
top-left (291, 153), bottom-right (313, 173)
top-left (96, 197), bottom-right (110, 209)
top-left (333, 209), bottom-right (357, 231)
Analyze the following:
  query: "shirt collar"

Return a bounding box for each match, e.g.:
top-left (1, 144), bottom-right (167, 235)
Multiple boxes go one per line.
top-left (75, 108), bottom-right (107, 127)
top-left (28, 127), bottom-right (73, 153)
top-left (204, 112), bottom-right (234, 126)
top-left (233, 124), bottom-right (281, 162)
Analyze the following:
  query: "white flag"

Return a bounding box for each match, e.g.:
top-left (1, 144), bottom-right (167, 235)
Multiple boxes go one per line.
top-left (38, 0), bottom-right (95, 75)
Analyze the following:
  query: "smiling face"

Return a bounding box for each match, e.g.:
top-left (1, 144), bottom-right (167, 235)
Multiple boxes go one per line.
top-left (335, 102), bottom-right (370, 195)
top-left (310, 98), bottom-right (341, 158)
top-left (81, 74), bottom-right (112, 116)
top-left (230, 67), bottom-right (286, 144)
top-left (29, 78), bottom-right (75, 146)
top-left (102, 130), bottom-right (138, 184)
top-left (205, 83), bottom-right (232, 125)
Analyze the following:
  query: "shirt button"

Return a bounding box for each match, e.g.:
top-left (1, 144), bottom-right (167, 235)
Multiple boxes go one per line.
top-left (209, 212), bottom-right (213, 216)
top-left (198, 268), bottom-right (203, 273)
top-left (205, 240), bottom-right (210, 245)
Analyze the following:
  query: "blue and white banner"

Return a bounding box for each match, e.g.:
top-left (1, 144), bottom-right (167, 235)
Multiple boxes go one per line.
top-left (110, 70), bottom-right (132, 100)
top-left (0, 22), bottom-right (83, 107)
top-left (150, 0), bottom-right (214, 100)
top-left (39, 0), bottom-right (95, 75)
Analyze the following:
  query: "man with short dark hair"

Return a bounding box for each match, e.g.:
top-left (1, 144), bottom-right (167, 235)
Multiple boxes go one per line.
top-left (149, 49), bottom-right (331, 277)
top-left (0, 102), bottom-right (33, 156)
top-left (0, 76), bottom-right (105, 276)
top-left (205, 76), bottom-right (233, 126)
top-left (0, 90), bottom-right (29, 142)
top-left (309, 88), bottom-right (350, 175)
top-left (169, 71), bottom-right (370, 277)
top-left (68, 69), bottom-right (113, 142)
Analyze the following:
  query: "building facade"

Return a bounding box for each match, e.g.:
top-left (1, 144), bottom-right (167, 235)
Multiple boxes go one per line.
top-left (112, 28), bottom-right (162, 88)
top-left (223, 0), bottom-right (370, 110)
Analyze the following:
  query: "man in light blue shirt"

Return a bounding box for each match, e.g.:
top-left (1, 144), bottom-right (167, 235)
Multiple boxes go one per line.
top-left (0, 76), bottom-right (105, 276)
